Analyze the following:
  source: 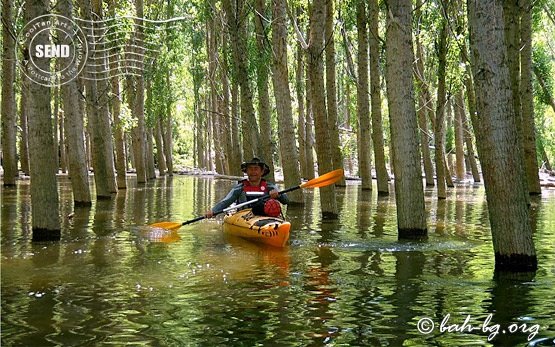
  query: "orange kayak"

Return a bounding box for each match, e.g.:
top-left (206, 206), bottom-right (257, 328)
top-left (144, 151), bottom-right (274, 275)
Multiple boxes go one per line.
top-left (223, 209), bottom-right (290, 248)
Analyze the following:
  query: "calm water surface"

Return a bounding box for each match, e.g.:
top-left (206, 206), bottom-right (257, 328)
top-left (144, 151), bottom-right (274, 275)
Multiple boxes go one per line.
top-left (1, 176), bottom-right (554, 346)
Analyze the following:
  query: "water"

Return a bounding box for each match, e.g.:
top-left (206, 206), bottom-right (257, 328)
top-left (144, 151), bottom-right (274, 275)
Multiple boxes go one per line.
top-left (1, 176), bottom-right (554, 346)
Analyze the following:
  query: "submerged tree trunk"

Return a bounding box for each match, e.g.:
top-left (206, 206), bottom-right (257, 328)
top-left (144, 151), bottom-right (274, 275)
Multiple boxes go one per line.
top-left (308, 0), bottom-right (337, 217)
top-left (454, 91), bottom-right (466, 181)
top-left (355, 0), bottom-right (372, 191)
top-left (385, 0), bottom-right (427, 239)
top-left (1, 0), bottom-right (17, 185)
top-left (325, 0), bottom-right (345, 187)
top-left (520, 0), bottom-right (541, 195)
top-left (296, 35), bottom-right (309, 179)
top-left (25, 0), bottom-right (61, 240)
top-left (271, 0), bottom-right (302, 201)
top-left (58, 0), bottom-right (92, 206)
top-left (19, 75), bottom-right (30, 176)
top-left (222, 0), bottom-right (260, 159)
top-left (468, 0), bottom-right (537, 272)
top-left (254, 0), bottom-right (276, 181)
top-left (434, 15), bottom-right (448, 199)
top-left (369, 0), bottom-right (389, 194)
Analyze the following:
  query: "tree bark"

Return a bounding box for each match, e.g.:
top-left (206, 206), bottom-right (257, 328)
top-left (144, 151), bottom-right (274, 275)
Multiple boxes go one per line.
top-left (131, 0), bottom-right (148, 183)
top-left (222, 0), bottom-right (261, 159)
top-left (108, 0), bottom-right (127, 189)
top-left (468, 0), bottom-right (537, 272)
top-left (254, 0), bottom-right (276, 181)
top-left (271, 0), bottom-right (302, 201)
top-left (454, 91), bottom-right (466, 181)
top-left (369, 0), bottom-right (389, 194)
top-left (25, 0), bottom-right (61, 239)
top-left (385, 0), bottom-right (427, 239)
top-left (19, 74), bottom-right (30, 176)
top-left (520, 0), bottom-right (541, 195)
top-left (308, 0), bottom-right (337, 217)
top-left (325, 0), bottom-right (346, 187)
top-left (434, 14), bottom-right (448, 199)
top-left (296, 33), bottom-right (309, 179)
top-left (1, 0), bottom-right (17, 185)
top-left (355, 0), bottom-right (372, 191)
top-left (58, 0), bottom-right (92, 206)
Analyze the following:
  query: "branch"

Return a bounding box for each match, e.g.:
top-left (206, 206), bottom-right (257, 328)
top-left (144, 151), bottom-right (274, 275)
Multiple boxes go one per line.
top-left (286, 0), bottom-right (308, 49)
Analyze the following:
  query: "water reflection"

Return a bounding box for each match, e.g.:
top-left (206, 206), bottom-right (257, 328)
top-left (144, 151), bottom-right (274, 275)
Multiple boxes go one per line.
top-left (1, 177), bottom-right (554, 346)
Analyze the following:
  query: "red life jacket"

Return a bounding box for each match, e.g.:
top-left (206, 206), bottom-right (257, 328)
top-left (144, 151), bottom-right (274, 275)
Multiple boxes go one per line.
top-left (241, 179), bottom-right (268, 201)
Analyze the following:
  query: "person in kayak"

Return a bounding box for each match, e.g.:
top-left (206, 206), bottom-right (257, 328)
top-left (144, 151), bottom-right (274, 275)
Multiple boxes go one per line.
top-left (204, 157), bottom-right (289, 218)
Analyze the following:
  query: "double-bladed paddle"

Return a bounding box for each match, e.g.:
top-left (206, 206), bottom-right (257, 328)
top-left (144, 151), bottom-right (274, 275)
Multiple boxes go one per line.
top-left (149, 168), bottom-right (344, 231)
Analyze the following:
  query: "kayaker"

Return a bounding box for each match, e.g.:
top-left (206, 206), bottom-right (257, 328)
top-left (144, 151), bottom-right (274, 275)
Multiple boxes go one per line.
top-left (204, 157), bottom-right (289, 218)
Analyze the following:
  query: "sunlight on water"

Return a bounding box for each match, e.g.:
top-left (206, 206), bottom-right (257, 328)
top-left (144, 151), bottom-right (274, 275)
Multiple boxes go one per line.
top-left (1, 176), bottom-right (554, 346)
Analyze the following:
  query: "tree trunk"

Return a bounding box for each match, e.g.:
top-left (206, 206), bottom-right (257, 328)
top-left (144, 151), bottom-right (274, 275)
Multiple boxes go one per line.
top-left (271, 0), bottom-right (302, 201)
top-left (146, 128), bottom-right (156, 179)
top-left (222, 0), bottom-right (260, 159)
top-left (461, 49), bottom-right (481, 182)
top-left (163, 86), bottom-right (174, 175)
top-left (414, 29), bottom-right (435, 187)
top-left (385, 0), bottom-right (427, 239)
top-left (454, 91), bottom-right (466, 181)
top-left (131, 0), bottom-right (148, 183)
top-left (296, 35), bottom-right (309, 179)
top-left (325, 0), bottom-right (346, 187)
top-left (253, 0), bottom-right (276, 181)
top-left (308, 0), bottom-right (337, 218)
top-left (19, 74), bottom-right (30, 176)
top-left (58, 0), bottom-right (92, 206)
top-left (468, 0), bottom-right (537, 272)
top-left (369, 0), bottom-right (389, 194)
top-left (1, 0), bottom-right (17, 185)
top-left (25, 0), bottom-right (61, 239)
top-left (230, 81), bottom-right (242, 175)
top-left (435, 15), bottom-right (448, 199)
top-left (108, 0), bottom-right (127, 189)
top-left (154, 117), bottom-right (167, 176)
top-left (520, 0), bottom-right (541, 195)
top-left (81, 0), bottom-right (117, 197)
top-left (355, 0), bottom-right (372, 191)
top-left (304, 47), bottom-right (316, 180)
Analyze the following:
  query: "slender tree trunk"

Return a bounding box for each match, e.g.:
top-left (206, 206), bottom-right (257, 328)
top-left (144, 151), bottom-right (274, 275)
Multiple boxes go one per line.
top-left (461, 49), bottom-right (481, 182)
top-left (305, 47), bottom-right (316, 180)
top-left (296, 36), bottom-right (309, 179)
top-left (222, 0), bottom-right (261, 159)
top-left (271, 0), bottom-right (302, 201)
top-left (109, 0), bottom-right (127, 189)
top-left (414, 32), bottom-right (435, 186)
top-left (154, 117), bottom-right (167, 176)
top-left (454, 91), bottom-right (466, 181)
top-left (131, 0), bottom-right (148, 183)
top-left (435, 15), bottom-right (448, 199)
top-left (19, 75), bottom-right (30, 176)
top-left (146, 128), bottom-right (156, 179)
top-left (385, 0), bottom-right (427, 239)
top-left (1, 0), bottom-right (17, 185)
top-left (58, 0), bottom-right (92, 206)
top-left (356, 0), bottom-right (372, 190)
top-left (520, 0), bottom-right (541, 195)
top-left (308, 0), bottom-right (337, 217)
top-left (325, 0), bottom-right (345, 186)
top-left (163, 88), bottom-right (174, 175)
top-left (369, 0), bottom-right (389, 194)
top-left (25, 0), bottom-right (61, 239)
top-left (231, 81), bottom-right (242, 175)
top-left (468, 0), bottom-right (537, 272)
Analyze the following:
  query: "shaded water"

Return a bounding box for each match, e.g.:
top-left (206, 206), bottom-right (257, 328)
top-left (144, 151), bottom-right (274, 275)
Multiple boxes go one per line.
top-left (1, 176), bottom-right (554, 346)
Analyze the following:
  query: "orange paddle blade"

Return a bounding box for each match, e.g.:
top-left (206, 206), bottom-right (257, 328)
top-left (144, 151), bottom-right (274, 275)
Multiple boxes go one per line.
top-left (148, 221), bottom-right (183, 230)
top-left (300, 169), bottom-right (344, 189)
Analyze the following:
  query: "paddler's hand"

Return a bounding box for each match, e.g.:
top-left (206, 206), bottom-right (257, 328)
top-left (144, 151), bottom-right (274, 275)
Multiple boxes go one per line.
top-left (205, 210), bottom-right (214, 218)
top-left (269, 189), bottom-right (279, 199)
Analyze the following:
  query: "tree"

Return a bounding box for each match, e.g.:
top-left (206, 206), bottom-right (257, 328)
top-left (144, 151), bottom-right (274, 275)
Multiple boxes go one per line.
top-left (520, 0), bottom-right (541, 195)
top-left (58, 0), bottom-right (92, 205)
top-left (325, 0), bottom-right (345, 187)
top-left (384, 0), bottom-right (427, 239)
top-left (468, 0), bottom-right (537, 271)
top-left (369, 0), bottom-right (389, 195)
top-left (308, 0), bottom-right (338, 217)
top-left (271, 0), bottom-right (302, 202)
top-left (1, 0), bottom-right (17, 186)
top-left (355, 0), bottom-right (372, 191)
top-left (222, 0), bottom-right (261, 159)
top-left (24, 0), bottom-right (61, 240)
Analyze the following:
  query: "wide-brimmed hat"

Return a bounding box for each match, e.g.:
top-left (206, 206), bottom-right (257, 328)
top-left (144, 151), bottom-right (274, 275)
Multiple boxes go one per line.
top-left (241, 157), bottom-right (270, 177)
